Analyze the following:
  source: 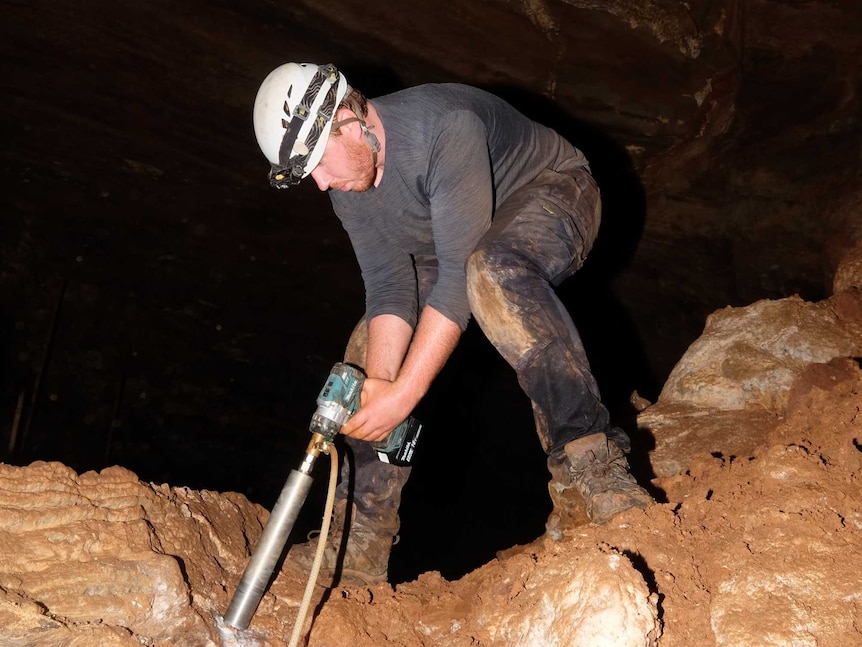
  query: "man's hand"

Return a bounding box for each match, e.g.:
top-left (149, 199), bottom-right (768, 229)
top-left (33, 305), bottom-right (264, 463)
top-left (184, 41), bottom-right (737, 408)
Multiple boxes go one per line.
top-left (342, 305), bottom-right (462, 444)
top-left (341, 377), bottom-right (413, 442)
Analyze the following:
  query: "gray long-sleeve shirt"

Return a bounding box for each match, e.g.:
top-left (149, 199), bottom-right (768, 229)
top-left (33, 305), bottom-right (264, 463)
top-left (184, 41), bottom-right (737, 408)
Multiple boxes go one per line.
top-left (329, 83), bottom-right (588, 331)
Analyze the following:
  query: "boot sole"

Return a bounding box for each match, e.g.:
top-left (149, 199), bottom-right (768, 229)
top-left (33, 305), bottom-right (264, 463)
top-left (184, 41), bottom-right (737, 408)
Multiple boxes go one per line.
top-left (339, 567), bottom-right (388, 585)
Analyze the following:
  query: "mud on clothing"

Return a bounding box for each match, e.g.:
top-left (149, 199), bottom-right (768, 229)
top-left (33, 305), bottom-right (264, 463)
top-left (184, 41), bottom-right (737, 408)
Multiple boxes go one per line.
top-left (329, 83), bottom-right (588, 331)
top-left (330, 84), bottom-right (626, 516)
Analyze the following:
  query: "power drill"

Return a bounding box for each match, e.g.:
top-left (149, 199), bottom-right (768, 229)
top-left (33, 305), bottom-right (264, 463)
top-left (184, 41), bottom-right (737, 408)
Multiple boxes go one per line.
top-left (309, 362), bottom-right (422, 466)
top-left (223, 362), bottom-right (423, 629)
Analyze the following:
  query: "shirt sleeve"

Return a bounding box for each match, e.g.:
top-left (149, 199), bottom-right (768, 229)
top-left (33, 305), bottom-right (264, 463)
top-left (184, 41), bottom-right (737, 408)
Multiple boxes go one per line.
top-left (424, 110), bottom-right (495, 330)
top-left (337, 209), bottom-right (419, 328)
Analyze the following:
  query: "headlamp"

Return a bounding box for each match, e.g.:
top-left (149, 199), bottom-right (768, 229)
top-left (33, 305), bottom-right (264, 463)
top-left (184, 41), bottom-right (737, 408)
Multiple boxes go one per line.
top-left (268, 162), bottom-right (304, 189)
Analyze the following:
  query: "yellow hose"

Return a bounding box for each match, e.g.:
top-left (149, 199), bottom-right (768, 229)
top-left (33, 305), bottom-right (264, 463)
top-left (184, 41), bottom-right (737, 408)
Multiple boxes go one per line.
top-left (288, 440), bottom-right (339, 647)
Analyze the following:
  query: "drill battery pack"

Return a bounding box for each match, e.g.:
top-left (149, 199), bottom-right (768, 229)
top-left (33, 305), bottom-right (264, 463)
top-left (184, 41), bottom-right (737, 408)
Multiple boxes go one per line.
top-left (371, 416), bottom-right (423, 466)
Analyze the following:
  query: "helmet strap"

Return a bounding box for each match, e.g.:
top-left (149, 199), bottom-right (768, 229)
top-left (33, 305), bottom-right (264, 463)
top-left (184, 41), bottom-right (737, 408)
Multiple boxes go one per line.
top-left (271, 64), bottom-right (341, 187)
top-left (331, 115), bottom-right (380, 168)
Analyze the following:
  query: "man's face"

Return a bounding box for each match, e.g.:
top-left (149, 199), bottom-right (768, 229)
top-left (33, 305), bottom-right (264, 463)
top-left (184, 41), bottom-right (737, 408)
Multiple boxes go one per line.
top-left (309, 125), bottom-right (376, 192)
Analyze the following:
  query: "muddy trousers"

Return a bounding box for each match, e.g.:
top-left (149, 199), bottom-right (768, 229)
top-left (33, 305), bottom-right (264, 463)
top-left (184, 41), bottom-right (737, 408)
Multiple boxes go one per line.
top-left (338, 166), bottom-right (624, 531)
top-left (467, 166), bottom-right (632, 475)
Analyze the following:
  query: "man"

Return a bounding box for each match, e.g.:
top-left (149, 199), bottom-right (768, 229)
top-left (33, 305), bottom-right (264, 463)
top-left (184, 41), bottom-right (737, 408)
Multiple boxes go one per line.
top-left (252, 62), bottom-right (653, 584)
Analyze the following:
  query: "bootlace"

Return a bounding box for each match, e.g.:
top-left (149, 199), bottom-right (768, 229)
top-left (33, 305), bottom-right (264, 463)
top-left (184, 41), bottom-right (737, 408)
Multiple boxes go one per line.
top-left (306, 513), bottom-right (400, 546)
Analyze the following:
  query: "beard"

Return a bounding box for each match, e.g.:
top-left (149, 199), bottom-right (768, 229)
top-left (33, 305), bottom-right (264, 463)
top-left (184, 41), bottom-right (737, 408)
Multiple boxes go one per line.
top-left (343, 135), bottom-right (377, 192)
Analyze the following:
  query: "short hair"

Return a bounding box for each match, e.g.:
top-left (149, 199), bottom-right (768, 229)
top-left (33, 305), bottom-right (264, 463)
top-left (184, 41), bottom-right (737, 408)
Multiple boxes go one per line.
top-left (338, 86), bottom-right (369, 119)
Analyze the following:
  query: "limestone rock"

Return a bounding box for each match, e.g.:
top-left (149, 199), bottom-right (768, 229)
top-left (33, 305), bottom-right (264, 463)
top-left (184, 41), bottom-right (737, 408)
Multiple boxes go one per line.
top-left (309, 548), bottom-right (661, 647)
top-left (1, 353), bottom-right (860, 647)
top-left (707, 367), bottom-right (862, 646)
top-left (655, 295), bottom-right (861, 414)
top-left (640, 285), bottom-right (862, 476)
top-left (482, 550), bottom-right (660, 647)
top-left (0, 460), bottom-right (663, 647)
top-left (0, 462), bottom-right (268, 646)
top-left (833, 237), bottom-right (862, 293)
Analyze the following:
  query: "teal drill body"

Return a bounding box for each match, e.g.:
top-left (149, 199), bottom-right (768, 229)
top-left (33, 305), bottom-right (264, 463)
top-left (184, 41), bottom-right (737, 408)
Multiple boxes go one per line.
top-left (309, 362), bottom-right (422, 466)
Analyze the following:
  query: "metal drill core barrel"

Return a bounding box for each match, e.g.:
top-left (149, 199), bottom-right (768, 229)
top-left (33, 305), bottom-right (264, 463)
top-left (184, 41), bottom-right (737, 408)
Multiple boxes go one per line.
top-left (223, 468), bottom-right (314, 629)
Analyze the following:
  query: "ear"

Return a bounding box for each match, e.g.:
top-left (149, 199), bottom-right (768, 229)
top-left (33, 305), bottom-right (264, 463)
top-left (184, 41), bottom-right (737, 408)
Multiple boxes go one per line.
top-left (331, 108), bottom-right (362, 138)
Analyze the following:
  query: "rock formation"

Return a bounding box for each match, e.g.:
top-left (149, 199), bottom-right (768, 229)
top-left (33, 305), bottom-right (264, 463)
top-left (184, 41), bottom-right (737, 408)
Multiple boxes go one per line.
top-left (2, 242), bottom-right (859, 646)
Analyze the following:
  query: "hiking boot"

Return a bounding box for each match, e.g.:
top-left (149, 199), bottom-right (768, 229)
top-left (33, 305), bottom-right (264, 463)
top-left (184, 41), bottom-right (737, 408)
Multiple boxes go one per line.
top-left (545, 477), bottom-right (590, 541)
top-left (287, 499), bottom-right (397, 585)
top-left (563, 432), bottom-right (653, 525)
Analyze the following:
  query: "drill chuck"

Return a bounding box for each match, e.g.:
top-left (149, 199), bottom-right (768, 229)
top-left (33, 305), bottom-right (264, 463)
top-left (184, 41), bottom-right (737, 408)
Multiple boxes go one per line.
top-left (309, 405), bottom-right (348, 440)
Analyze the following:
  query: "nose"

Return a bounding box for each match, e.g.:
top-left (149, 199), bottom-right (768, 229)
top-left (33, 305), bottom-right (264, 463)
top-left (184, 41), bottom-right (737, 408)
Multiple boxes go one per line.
top-left (310, 167), bottom-right (330, 191)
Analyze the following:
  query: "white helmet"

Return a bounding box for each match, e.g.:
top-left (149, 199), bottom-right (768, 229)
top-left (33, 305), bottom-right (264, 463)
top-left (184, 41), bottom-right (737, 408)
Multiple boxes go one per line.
top-left (253, 62), bottom-right (349, 187)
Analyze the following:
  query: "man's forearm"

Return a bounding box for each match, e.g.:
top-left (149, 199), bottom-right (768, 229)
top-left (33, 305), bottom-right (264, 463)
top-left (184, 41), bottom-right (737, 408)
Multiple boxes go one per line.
top-left (367, 302), bottom-right (461, 362)
top-left (393, 305), bottom-right (461, 408)
top-left (343, 308), bottom-right (461, 441)
top-left (366, 314), bottom-right (413, 381)
top-left (366, 307), bottom-right (461, 405)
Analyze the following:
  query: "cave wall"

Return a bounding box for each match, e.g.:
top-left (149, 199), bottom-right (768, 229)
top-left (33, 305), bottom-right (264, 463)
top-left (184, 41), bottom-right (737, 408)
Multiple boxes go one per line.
top-left (290, 0), bottom-right (861, 366)
top-left (1, 1), bottom-right (860, 568)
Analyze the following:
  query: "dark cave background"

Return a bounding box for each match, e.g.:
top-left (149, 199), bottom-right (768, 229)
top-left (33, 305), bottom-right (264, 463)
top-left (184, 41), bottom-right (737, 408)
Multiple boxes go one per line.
top-left (2, 1), bottom-right (859, 584)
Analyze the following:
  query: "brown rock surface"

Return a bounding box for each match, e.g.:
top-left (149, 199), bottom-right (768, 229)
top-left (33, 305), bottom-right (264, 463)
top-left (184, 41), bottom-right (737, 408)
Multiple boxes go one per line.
top-left (0, 462), bottom-right (270, 646)
top-left (640, 240), bottom-right (862, 477)
top-left (3, 272), bottom-right (862, 645)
